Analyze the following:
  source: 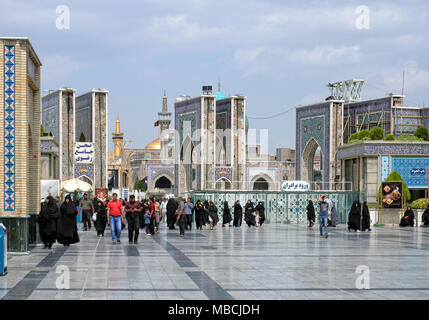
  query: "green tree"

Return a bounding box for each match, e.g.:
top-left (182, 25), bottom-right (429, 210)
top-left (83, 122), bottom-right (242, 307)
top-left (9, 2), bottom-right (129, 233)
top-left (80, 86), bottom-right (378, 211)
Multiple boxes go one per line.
top-left (384, 134), bottom-right (395, 141)
top-left (414, 126), bottom-right (429, 141)
top-left (134, 179), bottom-right (146, 192)
top-left (358, 129), bottom-right (370, 140)
top-left (369, 126), bottom-right (384, 140)
top-left (376, 170), bottom-right (411, 203)
top-left (348, 132), bottom-right (360, 143)
top-left (40, 124), bottom-right (46, 137)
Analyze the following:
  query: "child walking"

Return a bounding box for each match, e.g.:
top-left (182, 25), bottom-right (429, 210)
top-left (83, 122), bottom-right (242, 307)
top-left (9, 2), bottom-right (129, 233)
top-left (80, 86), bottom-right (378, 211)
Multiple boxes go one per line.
top-left (144, 208), bottom-right (152, 237)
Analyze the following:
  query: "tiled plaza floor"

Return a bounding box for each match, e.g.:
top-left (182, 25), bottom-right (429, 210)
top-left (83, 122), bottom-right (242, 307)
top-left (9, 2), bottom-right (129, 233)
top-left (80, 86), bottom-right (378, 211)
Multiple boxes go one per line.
top-left (1, 222), bottom-right (429, 300)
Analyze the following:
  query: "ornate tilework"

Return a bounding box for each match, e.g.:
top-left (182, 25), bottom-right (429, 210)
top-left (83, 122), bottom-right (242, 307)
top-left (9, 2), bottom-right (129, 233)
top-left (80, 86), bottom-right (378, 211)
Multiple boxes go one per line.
top-left (4, 45), bottom-right (15, 211)
top-left (74, 164), bottom-right (94, 181)
top-left (296, 102), bottom-right (330, 181)
top-left (380, 155), bottom-right (389, 182)
top-left (392, 157), bottom-right (429, 188)
top-left (215, 167), bottom-right (232, 182)
top-left (300, 116), bottom-right (325, 155)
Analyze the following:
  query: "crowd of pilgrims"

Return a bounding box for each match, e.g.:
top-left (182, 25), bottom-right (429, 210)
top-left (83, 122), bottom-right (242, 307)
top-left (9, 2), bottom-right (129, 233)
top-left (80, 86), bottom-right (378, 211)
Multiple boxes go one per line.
top-left (37, 192), bottom-right (429, 249)
top-left (306, 198), bottom-right (429, 232)
top-left (36, 194), bottom-right (267, 248)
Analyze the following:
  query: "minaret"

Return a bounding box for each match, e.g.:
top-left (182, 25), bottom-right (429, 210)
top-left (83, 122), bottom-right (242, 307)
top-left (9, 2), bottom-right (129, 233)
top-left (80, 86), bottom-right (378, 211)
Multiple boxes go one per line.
top-left (158, 90), bottom-right (171, 131)
top-left (112, 113), bottom-right (124, 158)
top-left (157, 90), bottom-right (172, 153)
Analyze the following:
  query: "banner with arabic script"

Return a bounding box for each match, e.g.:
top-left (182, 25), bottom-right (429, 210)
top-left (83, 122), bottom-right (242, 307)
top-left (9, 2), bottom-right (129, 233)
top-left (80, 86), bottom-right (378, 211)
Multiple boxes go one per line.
top-left (281, 181), bottom-right (310, 191)
top-left (74, 142), bottom-right (95, 164)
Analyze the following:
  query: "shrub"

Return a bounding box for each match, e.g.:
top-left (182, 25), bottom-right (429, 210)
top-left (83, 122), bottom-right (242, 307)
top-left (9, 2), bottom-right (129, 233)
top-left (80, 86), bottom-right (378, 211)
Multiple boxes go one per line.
top-left (414, 126), bottom-right (429, 141)
top-left (411, 198), bottom-right (429, 210)
top-left (369, 126), bottom-right (385, 140)
top-left (376, 170), bottom-right (411, 203)
top-left (358, 129), bottom-right (370, 140)
top-left (397, 135), bottom-right (423, 141)
top-left (384, 134), bottom-right (395, 141)
top-left (347, 132), bottom-right (361, 143)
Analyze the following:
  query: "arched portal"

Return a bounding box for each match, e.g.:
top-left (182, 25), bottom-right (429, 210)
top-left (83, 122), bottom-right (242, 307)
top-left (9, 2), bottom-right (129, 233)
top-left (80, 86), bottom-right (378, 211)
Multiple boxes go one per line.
top-left (155, 176), bottom-right (172, 189)
top-left (180, 136), bottom-right (196, 192)
top-left (301, 138), bottom-right (324, 186)
top-left (215, 178), bottom-right (231, 190)
top-left (250, 174), bottom-right (275, 190)
top-left (253, 177), bottom-right (269, 190)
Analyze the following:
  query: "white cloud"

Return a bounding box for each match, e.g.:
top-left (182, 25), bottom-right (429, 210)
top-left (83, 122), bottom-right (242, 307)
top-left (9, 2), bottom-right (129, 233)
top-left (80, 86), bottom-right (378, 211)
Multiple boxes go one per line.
top-left (42, 54), bottom-right (86, 87)
top-left (288, 45), bottom-right (361, 65)
top-left (383, 61), bottom-right (429, 93)
top-left (144, 14), bottom-right (228, 43)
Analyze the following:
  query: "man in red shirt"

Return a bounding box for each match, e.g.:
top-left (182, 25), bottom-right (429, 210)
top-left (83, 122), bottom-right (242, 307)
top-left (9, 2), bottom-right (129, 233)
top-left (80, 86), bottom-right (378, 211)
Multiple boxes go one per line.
top-left (107, 193), bottom-right (125, 244)
top-left (125, 195), bottom-right (141, 244)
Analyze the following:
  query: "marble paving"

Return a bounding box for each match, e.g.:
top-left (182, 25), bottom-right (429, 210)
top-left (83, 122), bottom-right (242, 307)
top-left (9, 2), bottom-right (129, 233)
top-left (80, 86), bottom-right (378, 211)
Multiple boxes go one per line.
top-left (2, 222), bottom-right (429, 300)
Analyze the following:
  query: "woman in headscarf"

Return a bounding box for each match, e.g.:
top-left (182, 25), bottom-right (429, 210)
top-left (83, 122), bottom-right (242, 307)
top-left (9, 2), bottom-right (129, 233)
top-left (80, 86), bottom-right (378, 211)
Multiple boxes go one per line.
top-left (37, 196), bottom-right (59, 249)
top-left (306, 200), bottom-right (315, 227)
top-left (222, 201), bottom-right (232, 227)
top-left (195, 200), bottom-right (204, 230)
top-left (361, 201), bottom-right (371, 231)
top-left (245, 200), bottom-right (256, 227)
top-left (208, 201), bottom-right (219, 230)
top-left (95, 200), bottom-right (107, 237)
top-left (56, 194), bottom-right (80, 247)
top-left (233, 200), bottom-right (243, 227)
top-left (166, 197), bottom-right (178, 230)
top-left (348, 201), bottom-right (361, 232)
top-left (400, 206), bottom-right (415, 227)
top-left (203, 200), bottom-right (210, 228)
top-left (329, 201), bottom-right (339, 227)
top-left (255, 201), bottom-right (266, 226)
top-left (422, 205), bottom-right (429, 227)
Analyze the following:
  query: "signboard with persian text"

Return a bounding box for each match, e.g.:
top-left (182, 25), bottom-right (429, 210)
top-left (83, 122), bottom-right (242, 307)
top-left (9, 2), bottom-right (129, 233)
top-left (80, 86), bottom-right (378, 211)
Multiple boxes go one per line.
top-left (74, 142), bottom-right (95, 164)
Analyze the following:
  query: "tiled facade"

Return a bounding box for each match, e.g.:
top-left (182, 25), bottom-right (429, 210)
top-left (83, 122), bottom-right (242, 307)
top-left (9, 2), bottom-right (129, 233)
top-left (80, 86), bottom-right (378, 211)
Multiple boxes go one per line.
top-left (41, 89), bottom-right (75, 182)
top-left (0, 38), bottom-right (41, 252)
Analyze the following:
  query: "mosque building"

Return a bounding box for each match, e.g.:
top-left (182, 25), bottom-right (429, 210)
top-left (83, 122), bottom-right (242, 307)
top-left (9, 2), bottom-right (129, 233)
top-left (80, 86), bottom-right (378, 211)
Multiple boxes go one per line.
top-left (109, 86), bottom-right (295, 198)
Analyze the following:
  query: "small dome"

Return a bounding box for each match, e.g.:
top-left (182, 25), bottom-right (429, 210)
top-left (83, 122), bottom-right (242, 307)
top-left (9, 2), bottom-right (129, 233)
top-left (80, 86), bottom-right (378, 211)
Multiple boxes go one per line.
top-left (145, 137), bottom-right (161, 150)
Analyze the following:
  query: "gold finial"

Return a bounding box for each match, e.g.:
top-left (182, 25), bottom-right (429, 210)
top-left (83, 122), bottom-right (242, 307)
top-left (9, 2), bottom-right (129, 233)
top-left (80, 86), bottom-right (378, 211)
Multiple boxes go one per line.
top-left (115, 113), bottom-right (121, 134)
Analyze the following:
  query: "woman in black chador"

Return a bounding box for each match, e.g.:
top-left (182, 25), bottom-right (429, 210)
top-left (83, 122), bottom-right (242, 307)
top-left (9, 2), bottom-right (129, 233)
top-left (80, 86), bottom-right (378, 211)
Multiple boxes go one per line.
top-left (233, 200), bottom-right (243, 227)
top-left (422, 205), bottom-right (429, 226)
top-left (222, 201), bottom-right (233, 227)
top-left (348, 201), bottom-right (361, 232)
top-left (166, 197), bottom-right (178, 230)
top-left (37, 196), bottom-right (59, 249)
top-left (195, 200), bottom-right (205, 230)
top-left (255, 201), bottom-right (266, 226)
top-left (400, 206), bottom-right (415, 227)
top-left (306, 200), bottom-right (315, 227)
top-left (203, 200), bottom-right (210, 227)
top-left (361, 201), bottom-right (371, 231)
top-left (95, 200), bottom-right (107, 237)
top-left (56, 195), bottom-right (80, 247)
top-left (208, 201), bottom-right (219, 230)
top-left (244, 200), bottom-right (256, 227)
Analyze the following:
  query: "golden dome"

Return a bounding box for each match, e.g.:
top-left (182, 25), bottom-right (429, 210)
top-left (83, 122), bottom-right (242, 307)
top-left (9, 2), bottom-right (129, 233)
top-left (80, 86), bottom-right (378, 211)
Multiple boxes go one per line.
top-left (145, 137), bottom-right (160, 150)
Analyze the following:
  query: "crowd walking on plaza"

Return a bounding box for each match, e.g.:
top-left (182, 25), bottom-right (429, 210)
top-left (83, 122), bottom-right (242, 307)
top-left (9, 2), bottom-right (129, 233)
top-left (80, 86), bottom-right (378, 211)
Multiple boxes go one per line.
top-left (37, 190), bottom-right (429, 248)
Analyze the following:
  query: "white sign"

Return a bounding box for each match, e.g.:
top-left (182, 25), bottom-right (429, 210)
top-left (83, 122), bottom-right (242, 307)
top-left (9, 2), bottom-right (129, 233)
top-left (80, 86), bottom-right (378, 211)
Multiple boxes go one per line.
top-left (74, 142), bottom-right (94, 163)
top-left (123, 188), bottom-right (129, 201)
top-left (281, 180), bottom-right (310, 191)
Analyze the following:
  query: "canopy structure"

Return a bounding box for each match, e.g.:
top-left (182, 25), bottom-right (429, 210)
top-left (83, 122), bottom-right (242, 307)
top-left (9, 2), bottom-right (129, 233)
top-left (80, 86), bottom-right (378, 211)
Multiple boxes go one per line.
top-left (61, 178), bottom-right (93, 193)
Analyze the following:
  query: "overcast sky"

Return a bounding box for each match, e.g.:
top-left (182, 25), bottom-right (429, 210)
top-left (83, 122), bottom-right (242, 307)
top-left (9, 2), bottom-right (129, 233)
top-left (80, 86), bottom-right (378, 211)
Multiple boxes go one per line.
top-left (1, 0), bottom-right (429, 153)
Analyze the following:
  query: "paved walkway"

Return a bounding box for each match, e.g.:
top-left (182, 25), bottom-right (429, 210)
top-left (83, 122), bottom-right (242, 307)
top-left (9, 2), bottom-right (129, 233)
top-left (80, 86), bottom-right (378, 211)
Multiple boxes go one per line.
top-left (1, 222), bottom-right (429, 300)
